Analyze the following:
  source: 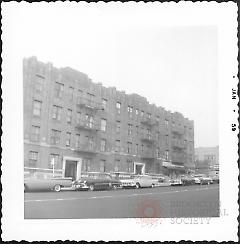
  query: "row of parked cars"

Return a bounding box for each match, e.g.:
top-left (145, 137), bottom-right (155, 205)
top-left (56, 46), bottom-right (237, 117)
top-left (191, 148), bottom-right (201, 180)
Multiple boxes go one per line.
top-left (169, 174), bottom-right (219, 186)
top-left (24, 172), bottom-right (219, 192)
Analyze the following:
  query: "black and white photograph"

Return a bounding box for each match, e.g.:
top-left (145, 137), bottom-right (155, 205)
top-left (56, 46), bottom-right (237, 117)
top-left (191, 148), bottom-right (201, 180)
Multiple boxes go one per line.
top-left (1, 2), bottom-right (238, 242)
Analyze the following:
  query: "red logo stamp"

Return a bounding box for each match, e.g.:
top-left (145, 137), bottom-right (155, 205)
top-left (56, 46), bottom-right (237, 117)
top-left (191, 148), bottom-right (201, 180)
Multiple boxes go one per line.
top-left (136, 198), bottom-right (162, 226)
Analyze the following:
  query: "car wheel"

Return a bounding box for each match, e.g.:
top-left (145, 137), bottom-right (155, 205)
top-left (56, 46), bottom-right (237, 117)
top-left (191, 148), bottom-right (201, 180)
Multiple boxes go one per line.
top-left (53, 184), bottom-right (61, 192)
top-left (89, 184), bottom-right (95, 191)
top-left (136, 183), bottom-right (140, 189)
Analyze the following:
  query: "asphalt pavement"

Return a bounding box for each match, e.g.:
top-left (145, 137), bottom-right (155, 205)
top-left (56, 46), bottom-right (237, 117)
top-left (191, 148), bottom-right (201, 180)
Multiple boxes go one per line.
top-left (24, 184), bottom-right (219, 219)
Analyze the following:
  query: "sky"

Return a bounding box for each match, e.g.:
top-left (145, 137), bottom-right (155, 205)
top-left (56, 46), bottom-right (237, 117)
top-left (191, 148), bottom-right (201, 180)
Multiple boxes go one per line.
top-left (4, 3), bottom-right (218, 147)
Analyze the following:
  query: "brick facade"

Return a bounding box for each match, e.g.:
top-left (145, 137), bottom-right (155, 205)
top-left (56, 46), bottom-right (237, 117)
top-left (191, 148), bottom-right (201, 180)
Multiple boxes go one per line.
top-left (23, 57), bottom-right (195, 179)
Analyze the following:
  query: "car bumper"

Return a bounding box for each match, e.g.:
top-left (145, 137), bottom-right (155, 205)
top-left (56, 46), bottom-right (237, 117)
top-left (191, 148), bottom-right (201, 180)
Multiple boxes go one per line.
top-left (73, 183), bottom-right (89, 190)
top-left (121, 183), bottom-right (136, 188)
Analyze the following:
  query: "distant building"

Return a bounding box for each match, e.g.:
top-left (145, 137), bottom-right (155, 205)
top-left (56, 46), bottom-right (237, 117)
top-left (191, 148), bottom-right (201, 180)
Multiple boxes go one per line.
top-left (194, 146), bottom-right (219, 175)
top-left (23, 56), bottom-right (195, 179)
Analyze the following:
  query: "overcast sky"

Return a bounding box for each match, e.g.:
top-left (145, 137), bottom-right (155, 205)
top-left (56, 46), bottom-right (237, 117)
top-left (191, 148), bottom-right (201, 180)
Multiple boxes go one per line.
top-left (5, 3), bottom-right (218, 147)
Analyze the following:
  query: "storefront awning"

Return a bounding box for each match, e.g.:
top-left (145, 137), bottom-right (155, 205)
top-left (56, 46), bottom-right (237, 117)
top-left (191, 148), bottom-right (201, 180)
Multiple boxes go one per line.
top-left (162, 161), bottom-right (185, 170)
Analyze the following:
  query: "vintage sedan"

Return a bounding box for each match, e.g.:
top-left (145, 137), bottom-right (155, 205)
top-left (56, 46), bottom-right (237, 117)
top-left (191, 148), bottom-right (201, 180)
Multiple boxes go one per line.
top-left (180, 175), bottom-right (196, 186)
top-left (194, 174), bottom-right (213, 185)
top-left (73, 172), bottom-right (122, 191)
top-left (132, 175), bottom-right (159, 188)
top-left (120, 178), bottom-right (137, 189)
top-left (170, 178), bottom-right (183, 186)
top-left (24, 177), bottom-right (73, 192)
top-left (200, 176), bottom-right (213, 185)
top-left (211, 175), bottom-right (219, 184)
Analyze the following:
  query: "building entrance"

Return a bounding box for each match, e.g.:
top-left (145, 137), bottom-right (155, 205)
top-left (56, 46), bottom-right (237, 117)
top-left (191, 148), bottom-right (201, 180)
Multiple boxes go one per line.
top-left (135, 165), bottom-right (143, 175)
top-left (134, 162), bottom-right (145, 175)
top-left (65, 160), bottom-right (77, 181)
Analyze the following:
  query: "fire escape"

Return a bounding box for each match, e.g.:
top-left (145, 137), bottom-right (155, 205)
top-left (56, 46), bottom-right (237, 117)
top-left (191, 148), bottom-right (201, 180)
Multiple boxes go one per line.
top-left (75, 96), bottom-right (103, 155)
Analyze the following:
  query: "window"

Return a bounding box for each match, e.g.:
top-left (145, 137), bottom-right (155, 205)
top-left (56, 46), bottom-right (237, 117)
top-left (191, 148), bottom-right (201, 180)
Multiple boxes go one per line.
top-left (102, 98), bottom-right (107, 110)
top-left (86, 115), bottom-right (94, 128)
top-left (88, 136), bottom-right (94, 150)
top-left (69, 87), bottom-right (74, 101)
top-left (156, 116), bottom-right (160, 122)
top-left (35, 75), bottom-right (44, 94)
top-left (49, 154), bottom-right (60, 169)
top-left (67, 109), bottom-right (72, 124)
top-left (156, 148), bottom-right (160, 158)
top-left (165, 119), bottom-right (169, 128)
top-left (29, 151), bottom-right (38, 166)
top-left (55, 82), bottom-right (64, 99)
top-left (116, 102), bottom-right (121, 114)
top-left (147, 113), bottom-right (151, 119)
top-left (114, 159), bottom-right (120, 172)
top-left (128, 124), bottom-right (133, 135)
top-left (50, 129), bottom-right (61, 145)
top-left (165, 135), bottom-right (169, 145)
top-left (141, 110), bottom-right (144, 117)
top-left (157, 131), bottom-right (160, 140)
top-left (116, 121), bottom-right (121, 133)
top-left (33, 100), bottom-right (42, 116)
top-left (126, 160), bottom-right (133, 173)
top-left (136, 125), bottom-right (139, 135)
top-left (128, 106), bottom-right (133, 117)
top-left (82, 158), bottom-right (91, 172)
top-left (136, 109), bottom-right (139, 115)
top-left (87, 93), bottom-right (94, 102)
top-left (115, 140), bottom-right (120, 152)
top-left (52, 105), bottom-right (62, 121)
top-left (100, 160), bottom-right (106, 173)
top-left (75, 134), bottom-right (80, 148)
top-left (66, 132), bottom-right (71, 147)
top-left (165, 150), bottom-right (169, 160)
top-left (31, 125), bottom-right (40, 141)
top-left (136, 144), bottom-right (139, 155)
top-left (100, 139), bottom-right (106, 152)
top-left (127, 142), bottom-right (132, 154)
top-left (101, 119), bottom-right (107, 131)
top-left (147, 129), bottom-right (151, 139)
top-left (76, 112), bottom-right (81, 124)
top-left (77, 90), bottom-right (83, 104)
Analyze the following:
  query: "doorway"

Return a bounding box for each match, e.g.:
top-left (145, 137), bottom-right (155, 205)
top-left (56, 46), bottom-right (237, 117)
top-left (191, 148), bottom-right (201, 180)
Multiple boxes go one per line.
top-left (65, 160), bottom-right (77, 181)
top-left (134, 162), bottom-right (145, 175)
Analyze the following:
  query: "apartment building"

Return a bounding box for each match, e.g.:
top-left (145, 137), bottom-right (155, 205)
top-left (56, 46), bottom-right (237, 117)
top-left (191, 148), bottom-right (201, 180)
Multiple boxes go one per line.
top-left (195, 146), bottom-right (219, 174)
top-left (23, 57), bottom-right (195, 180)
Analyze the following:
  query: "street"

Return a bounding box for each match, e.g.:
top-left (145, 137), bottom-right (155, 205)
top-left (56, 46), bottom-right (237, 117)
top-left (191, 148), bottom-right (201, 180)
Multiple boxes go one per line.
top-left (24, 184), bottom-right (219, 219)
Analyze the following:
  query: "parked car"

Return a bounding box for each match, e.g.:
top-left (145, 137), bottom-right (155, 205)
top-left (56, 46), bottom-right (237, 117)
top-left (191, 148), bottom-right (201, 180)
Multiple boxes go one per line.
top-left (194, 174), bottom-right (213, 185)
top-left (180, 175), bottom-right (196, 186)
top-left (133, 175), bottom-right (159, 188)
top-left (120, 177), bottom-right (137, 189)
top-left (73, 172), bottom-right (122, 191)
top-left (170, 178), bottom-right (183, 186)
top-left (211, 175), bottom-right (219, 184)
top-left (194, 174), bottom-right (204, 184)
top-left (200, 176), bottom-right (213, 185)
top-left (24, 177), bottom-right (73, 192)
